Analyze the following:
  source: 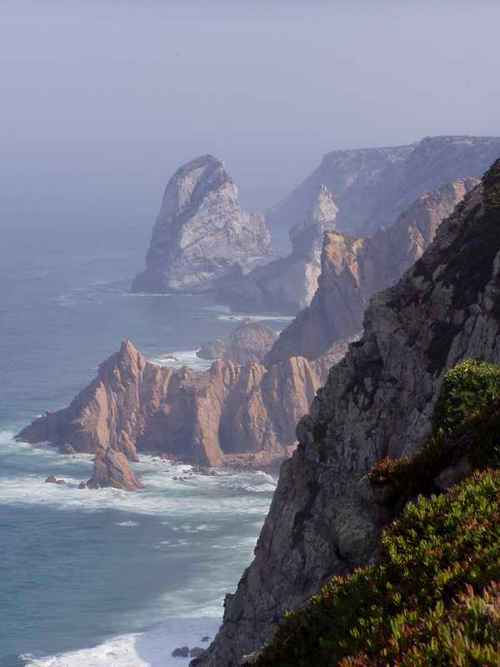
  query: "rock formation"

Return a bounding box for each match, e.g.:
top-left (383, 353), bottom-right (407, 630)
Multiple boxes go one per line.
top-left (215, 185), bottom-right (338, 313)
top-left (266, 178), bottom-right (478, 364)
top-left (86, 446), bottom-right (143, 491)
top-left (17, 338), bottom-right (341, 468)
top-left (132, 155), bottom-right (272, 293)
top-left (197, 321), bottom-right (278, 365)
top-left (268, 135), bottom-right (500, 236)
top-left (195, 162), bottom-right (500, 666)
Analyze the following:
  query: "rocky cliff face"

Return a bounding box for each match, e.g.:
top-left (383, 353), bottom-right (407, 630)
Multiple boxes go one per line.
top-left (268, 135), bottom-right (500, 236)
top-left (196, 161), bottom-right (500, 666)
top-left (266, 178), bottom-right (478, 364)
top-left (215, 185), bottom-right (338, 313)
top-left (132, 155), bottom-right (272, 293)
top-left (17, 339), bottom-right (339, 468)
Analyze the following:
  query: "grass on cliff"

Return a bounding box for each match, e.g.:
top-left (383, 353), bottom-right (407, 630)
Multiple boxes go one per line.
top-left (253, 361), bottom-right (500, 666)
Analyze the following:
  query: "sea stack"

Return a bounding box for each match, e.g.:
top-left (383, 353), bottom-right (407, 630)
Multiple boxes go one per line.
top-left (132, 155), bottom-right (272, 293)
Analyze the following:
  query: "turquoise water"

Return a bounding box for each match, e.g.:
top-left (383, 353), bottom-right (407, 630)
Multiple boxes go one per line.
top-left (0, 222), bottom-right (282, 666)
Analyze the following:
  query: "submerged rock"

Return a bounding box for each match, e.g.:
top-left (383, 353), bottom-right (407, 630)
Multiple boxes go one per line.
top-left (132, 155), bottom-right (271, 293)
top-left (45, 475), bottom-right (65, 485)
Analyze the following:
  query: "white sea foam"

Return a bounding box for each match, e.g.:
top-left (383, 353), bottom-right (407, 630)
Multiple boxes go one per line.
top-left (21, 617), bottom-right (221, 667)
top-left (149, 350), bottom-right (212, 371)
top-left (115, 520), bottom-right (139, 527)
top-left (0, 440), bottom-right (276, 518)
top-left (217, 313), bottom-right (295, 323)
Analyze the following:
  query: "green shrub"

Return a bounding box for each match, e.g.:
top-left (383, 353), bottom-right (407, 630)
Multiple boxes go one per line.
top-left (432, 359), bottom-right (500, 436)
top-left (254, 362), bottom-right (500, 666)
top-left (369, 360), bottom-right (500, 501)
top-left (254, 470), bottom-right (500, 666)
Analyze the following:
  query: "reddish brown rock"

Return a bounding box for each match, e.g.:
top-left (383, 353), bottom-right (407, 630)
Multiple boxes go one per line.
top-left (18, 338), bottom-right (338, 467)
top-left (86, 447), bottom-right (143, 492)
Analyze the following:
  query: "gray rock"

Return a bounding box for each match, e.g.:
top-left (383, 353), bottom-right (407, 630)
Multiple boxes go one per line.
top-left (268, 135), bottom-right (500, 236)
top-left (197, 162), bottom-right (500, 665)
top-left (132, 155), bottom-right (271, 293)
top-left (216, 184), bottom-right (338, 313)
top-left (172, 646), bottom-right (190, 658)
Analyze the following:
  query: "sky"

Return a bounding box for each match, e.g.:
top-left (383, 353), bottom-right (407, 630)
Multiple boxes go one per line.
top-left (1, 0), bottom-right (500, 232)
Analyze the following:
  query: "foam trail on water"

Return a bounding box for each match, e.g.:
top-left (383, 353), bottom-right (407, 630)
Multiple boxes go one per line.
top-left (217, 313), bottom-right (295, 323)
top-left (21, 617), bottom-right (220, 667)
top-left (149, 350), bottom-right (212, 371)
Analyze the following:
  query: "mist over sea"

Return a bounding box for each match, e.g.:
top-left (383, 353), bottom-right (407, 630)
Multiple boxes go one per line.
top-left (0, 219), bottom-right (283, 666)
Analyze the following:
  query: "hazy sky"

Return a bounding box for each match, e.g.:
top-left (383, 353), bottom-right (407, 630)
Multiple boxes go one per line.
top-left (2, 0), bottom-right (500, 229)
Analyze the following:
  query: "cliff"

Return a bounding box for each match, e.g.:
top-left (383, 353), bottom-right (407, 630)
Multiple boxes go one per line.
top-left (266, 178), bottom-right (478, 364)
top-left (196, 161), bottom-right (500, 665)
top-left (249, 359), bottom-right (500, 665)
top-left (132, 155), bottom-right (271, 293)
top-left (17, 339), bottom-right (339, 468)
top-left (215, 185), bottom-right (338, 313)
top-left (268, 135), bottom-right (500, 236)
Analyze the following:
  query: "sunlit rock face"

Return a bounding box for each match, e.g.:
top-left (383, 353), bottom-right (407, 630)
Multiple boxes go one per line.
top-left (132, 155), bottom-right (271, 293)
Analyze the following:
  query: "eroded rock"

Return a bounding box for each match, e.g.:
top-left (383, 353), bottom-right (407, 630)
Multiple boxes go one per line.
top-left (132, 155), bottom-right (271, 293)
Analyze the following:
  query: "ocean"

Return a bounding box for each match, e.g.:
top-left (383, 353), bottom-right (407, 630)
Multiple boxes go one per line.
top-left (0, 220), bottom-right (289, 667)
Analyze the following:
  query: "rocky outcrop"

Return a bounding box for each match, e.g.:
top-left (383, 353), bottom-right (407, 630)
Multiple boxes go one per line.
top-left (216, 185), bottom-right (338, 313)
top-left (268, 135), bottom-right (500, 236)
top-left (266, 178), bottom-right (478, 364)
top-left (86, 446), bottom-right (143, 491)
top-left (17, 339), bottom-right (341, 468)
top-left (132, 155), bottom-right (272, 293)
top-left (197, 321), bottom-right (278, 365)
top-left (196, 162), bottom-right (500, 666)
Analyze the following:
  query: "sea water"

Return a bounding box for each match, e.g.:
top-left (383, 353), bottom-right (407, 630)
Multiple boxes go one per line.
top-left (0, 222), bottom-right (284, 666)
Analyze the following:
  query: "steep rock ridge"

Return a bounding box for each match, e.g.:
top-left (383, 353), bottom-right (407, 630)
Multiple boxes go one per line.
top-left (197, 321), bottom-right (278, 365)
top-left (266, 178), bottom-right (477, 364)
top-left (17, 339), bottom-right (339, 468)
top-left (196, 162), bottom-right (500, 665)
top-left (216, 185), bottom-right (338, 313)
top-left (132, 155), bottom-right (272, 293)
top-left (268, 135), bottom-right (500, 236)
